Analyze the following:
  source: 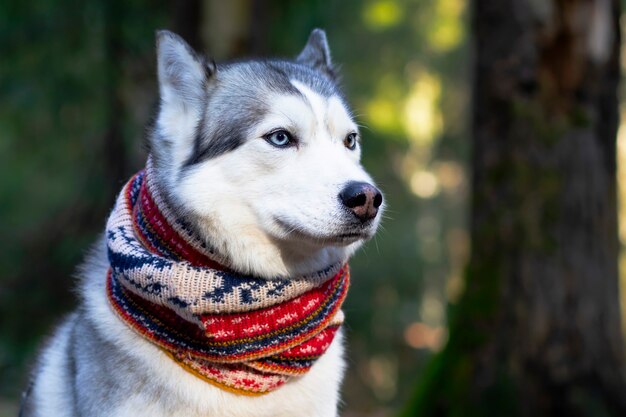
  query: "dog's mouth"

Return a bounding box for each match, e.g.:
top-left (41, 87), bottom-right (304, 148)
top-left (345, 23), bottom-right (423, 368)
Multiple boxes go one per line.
top-left (273, 217), bottom-right (373, 246)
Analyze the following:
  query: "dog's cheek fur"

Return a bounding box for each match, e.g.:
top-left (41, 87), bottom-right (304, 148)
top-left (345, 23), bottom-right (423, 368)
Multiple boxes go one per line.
top-left (176, 150), bottom-right (285, 276)
top-left (173, 136), bottom-right (374, 278)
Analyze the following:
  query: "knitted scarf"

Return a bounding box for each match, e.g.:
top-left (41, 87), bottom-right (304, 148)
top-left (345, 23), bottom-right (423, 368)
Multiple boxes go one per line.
top-left (105, 159), bottom-right (350, 395)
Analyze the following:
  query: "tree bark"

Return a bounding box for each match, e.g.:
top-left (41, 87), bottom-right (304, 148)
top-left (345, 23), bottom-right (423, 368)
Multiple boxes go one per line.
top-left (403, 0), bottom-right (626, 415)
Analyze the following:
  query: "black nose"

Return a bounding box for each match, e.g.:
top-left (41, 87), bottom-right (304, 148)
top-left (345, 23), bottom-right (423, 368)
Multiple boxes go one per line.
top-left (339, 181), bottom-right (383, 222)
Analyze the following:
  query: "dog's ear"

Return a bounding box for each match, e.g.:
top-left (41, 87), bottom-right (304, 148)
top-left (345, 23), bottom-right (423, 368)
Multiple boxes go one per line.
top-left (153, 30), bottom-right (216, 172)
top-left (156, 30), bottom-right (215, 108)
top-left (296, 29), bottom-right (335, 78)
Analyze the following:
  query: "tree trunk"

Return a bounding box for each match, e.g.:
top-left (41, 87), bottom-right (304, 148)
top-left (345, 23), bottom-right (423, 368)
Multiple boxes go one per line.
top-left (403, 0), bottom-right (626, 416)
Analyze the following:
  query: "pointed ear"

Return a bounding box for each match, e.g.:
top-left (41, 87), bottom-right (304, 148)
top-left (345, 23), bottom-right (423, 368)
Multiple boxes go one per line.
top-left (156, 30), bottom-right (214, 107)
top-left (296, 29), bottom-right (335, 78)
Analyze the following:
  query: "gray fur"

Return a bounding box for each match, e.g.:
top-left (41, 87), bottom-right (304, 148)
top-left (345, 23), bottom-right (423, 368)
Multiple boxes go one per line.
top-left (70, 318), bottom-right (164, 416)
top-left (184, 60), bottom-right (344, 166)
top-left (149, 29), bottom-right (345, 169)
top-left (156, 30), bottom-right (215, 104)
top-left (21, 239), bottom-right (186, 417)
top-left (296, 28), bottom-right (335, 79)
top-left (18, 380), bottom-right (34, 417)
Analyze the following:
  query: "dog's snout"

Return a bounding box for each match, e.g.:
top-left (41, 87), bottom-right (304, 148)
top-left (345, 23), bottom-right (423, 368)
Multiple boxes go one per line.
top-left (339, 181), bottom-right (383, 222)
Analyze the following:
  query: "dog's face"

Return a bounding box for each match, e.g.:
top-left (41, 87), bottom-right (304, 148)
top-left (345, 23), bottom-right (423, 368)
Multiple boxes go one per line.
top-left (150, 30), bottom-right (383, 278)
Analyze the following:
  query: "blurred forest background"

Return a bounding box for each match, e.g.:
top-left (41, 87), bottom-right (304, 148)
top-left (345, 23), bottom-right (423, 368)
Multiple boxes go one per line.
top-left (2, 0), bottom-right (626, 416)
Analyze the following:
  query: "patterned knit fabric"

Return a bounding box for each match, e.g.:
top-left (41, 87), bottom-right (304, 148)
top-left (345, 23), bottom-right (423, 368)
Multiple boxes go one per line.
top-left (105, 159), bottom-right (350, 395)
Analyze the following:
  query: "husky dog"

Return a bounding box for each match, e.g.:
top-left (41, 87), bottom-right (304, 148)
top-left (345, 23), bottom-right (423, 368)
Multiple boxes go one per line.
top-left (21, 29), bottom-right (383, 417)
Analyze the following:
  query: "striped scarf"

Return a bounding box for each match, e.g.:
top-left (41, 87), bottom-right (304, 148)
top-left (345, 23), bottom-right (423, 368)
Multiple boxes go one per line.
top-left (105, 159), bottom-right (349, 395)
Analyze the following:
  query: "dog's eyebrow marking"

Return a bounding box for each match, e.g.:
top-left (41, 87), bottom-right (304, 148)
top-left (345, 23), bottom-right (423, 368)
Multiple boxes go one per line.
top-left (291, 80), bottom-right (357, 142)
top-left (290, 80), bottom-right (329, 140)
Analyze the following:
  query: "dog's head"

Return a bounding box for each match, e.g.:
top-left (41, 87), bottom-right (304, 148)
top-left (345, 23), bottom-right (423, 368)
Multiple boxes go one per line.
top-left (149, 29), bottom-right (384, 278)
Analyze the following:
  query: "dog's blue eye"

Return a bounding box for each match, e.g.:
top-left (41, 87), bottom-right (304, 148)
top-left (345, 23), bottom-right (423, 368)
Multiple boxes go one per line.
top-left (344, 133), bottom-right (358, 150)
top-left (265, 130), bottom-right (293, 148)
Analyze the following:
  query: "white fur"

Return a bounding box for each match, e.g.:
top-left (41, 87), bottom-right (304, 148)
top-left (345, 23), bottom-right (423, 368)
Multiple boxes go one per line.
top-left (30, 317), bottom-right (77, 417)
